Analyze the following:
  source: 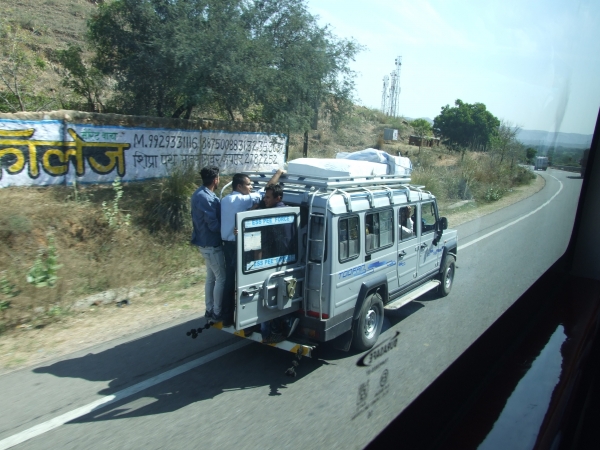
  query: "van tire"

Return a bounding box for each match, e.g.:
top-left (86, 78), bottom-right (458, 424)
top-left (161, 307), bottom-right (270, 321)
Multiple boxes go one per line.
top-left (352, 293), bottom-right (384, 352)
top-left (439, 256), bottom-right (455, 297)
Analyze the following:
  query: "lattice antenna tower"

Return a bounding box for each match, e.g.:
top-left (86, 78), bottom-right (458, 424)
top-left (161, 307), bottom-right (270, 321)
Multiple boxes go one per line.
top-left (387, 56), bottom-right (402, 117)
top-left (381, 75), bottom-right (389, 114)
top-left (388, 72), bottom-right (397, 116)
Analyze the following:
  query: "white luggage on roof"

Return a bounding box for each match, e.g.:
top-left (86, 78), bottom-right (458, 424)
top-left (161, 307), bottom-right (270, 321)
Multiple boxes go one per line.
top-left (335, 148), bottom-right (412, 176)
top-left (286, 157), bottom-right (388, 178)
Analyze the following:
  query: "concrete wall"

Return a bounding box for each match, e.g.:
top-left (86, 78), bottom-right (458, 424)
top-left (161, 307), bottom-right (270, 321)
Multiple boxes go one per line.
top-left (0, 111), bottom-right (287, 187)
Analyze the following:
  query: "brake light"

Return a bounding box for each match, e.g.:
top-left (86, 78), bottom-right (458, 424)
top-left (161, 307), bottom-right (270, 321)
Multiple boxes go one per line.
top-left (306, 310), bottom-right (329, 319)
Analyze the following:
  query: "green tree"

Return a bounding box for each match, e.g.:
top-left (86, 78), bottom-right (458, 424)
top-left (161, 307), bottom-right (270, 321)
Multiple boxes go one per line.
top-left (87, 0), bottom-right (360, 128)
top-left (248, 0), bottom-right (360, 131)
top-left (89, 0), bottom-right (196, 117)
top-left (526, 147), bottom-right (537, 164)
top-left (433, 99), bottom-right (500, 152)
top-left (56, 45), bottom-right (108, 112)
top-left (411, 118), bottom-right (432, 154)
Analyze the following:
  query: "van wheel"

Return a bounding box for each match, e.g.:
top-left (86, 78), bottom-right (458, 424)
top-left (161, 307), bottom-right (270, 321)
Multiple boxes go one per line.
top-left (352, 293), bottom-right (384, 352)
top-left (439, 256), bottom-right (455, 297)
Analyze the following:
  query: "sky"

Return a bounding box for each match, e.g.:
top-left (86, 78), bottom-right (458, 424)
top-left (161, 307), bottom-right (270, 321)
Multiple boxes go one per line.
top-left (306, 0), bottom-right (600, 135)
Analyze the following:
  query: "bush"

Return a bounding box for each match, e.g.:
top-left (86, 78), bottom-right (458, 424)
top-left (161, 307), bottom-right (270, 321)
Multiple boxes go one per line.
top-left (483, 185), bottom-right (506, 202)
top-left (143, 163), bottom-right (199, 232)
top-left (512, 166), bottom-right (536, 185)
top-left (26, 236), bottom-right (61, 288)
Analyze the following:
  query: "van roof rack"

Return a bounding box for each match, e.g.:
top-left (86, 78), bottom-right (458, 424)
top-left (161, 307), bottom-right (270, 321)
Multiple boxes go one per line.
top-left (246, 172), bottom-right (414, 192)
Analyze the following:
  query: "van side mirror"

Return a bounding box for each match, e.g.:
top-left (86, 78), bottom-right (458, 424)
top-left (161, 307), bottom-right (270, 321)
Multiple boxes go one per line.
top-left (433, 217), bottom-right (447, 246)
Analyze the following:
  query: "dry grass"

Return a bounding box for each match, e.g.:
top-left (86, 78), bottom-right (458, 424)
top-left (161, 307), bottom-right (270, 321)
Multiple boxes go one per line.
top-left (2, 0), bottom-right (93, 54)
top-left (0, 181), bottom-right (202, 333)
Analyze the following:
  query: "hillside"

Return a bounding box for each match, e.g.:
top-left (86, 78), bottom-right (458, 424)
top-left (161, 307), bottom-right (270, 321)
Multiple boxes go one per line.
top-left (517, 129), bottom-right (593, 148)
top-left (1, 0), bottom-right (95, 110)
top-left (2, 0), bottom-right (93, 48)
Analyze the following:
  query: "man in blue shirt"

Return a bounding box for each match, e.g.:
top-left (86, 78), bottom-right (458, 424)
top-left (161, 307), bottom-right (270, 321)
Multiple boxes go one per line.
top-left (191, 166), bottom-right (226, 321)
top-left (221, 170), bottom-right (285, 327)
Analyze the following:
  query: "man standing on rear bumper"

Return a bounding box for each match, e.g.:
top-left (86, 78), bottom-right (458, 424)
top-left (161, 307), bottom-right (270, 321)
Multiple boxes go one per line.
top-left (191, 166), bottom-right (225, 321)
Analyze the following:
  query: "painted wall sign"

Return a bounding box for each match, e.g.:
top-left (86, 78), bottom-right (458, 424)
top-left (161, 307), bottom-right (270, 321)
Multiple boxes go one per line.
top-left (0, 120), bottom-right (286, 187)
top-left (200, 130), bottom-right (286, 174)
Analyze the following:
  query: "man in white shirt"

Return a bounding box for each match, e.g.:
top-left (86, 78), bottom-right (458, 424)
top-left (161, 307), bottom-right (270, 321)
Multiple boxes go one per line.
top-left (220, 170), bottom-right (285, 326)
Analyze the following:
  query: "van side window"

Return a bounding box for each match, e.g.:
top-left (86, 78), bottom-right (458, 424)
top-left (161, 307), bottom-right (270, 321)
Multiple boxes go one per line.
top-left (421, 201), bottom-right (437, 234)
top-left (338, 215), bottom-right (359, 262)
top-left (399, 205), bottom-right (416, 241)
top-left (365, 209), bottom-right (394, 253)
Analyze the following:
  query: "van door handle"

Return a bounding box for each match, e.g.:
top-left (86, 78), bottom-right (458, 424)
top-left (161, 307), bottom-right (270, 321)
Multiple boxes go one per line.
top-left (398, 251), bottom-right (406, 258)
top-left (420, 243), bottom-right (428, 250)
top-left (241, 286), bottom-right (260, 296)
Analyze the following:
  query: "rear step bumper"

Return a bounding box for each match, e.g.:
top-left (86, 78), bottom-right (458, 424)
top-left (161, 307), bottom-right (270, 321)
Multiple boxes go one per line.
top-left (211, 321), bottom-right (316, 357)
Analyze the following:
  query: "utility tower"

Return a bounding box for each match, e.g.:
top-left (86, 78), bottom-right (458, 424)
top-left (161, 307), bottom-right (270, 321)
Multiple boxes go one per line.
top-left (381, 76), bottom-right (389, 114)
top-left (388, 56), bottom-right (402, 117)
top-left (380, 56), bottom-right (402, 117)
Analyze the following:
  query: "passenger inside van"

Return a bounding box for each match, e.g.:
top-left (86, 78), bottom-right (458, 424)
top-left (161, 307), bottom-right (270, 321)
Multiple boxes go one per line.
top-left (400, 206), bottom-right (415, 240)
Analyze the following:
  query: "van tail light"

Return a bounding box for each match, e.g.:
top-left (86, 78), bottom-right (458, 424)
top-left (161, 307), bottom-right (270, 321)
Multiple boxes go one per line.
top-left (302, 310), bottom-right (329, 319)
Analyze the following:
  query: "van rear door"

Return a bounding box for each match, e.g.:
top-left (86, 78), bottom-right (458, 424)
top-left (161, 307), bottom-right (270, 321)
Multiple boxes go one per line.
top-left (235, 207), bottom-right (302, 330)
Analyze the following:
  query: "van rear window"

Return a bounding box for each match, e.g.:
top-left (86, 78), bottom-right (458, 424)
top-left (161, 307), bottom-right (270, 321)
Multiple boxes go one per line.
top-left (241, 213), bottom-right (297, 273)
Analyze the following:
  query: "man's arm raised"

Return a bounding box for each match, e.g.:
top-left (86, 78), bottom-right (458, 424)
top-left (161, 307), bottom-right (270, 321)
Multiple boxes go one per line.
top-left (267, 169), bottom-right (286, 185)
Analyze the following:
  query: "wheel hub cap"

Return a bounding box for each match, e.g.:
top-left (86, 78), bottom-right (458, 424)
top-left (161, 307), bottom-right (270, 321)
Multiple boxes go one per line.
top-left (364, 309), bottom-right (377, 339)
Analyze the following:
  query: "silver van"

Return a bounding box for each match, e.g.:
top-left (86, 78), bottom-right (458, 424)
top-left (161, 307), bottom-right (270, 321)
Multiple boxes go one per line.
top-left (225, 172), bottom-right (458, 355)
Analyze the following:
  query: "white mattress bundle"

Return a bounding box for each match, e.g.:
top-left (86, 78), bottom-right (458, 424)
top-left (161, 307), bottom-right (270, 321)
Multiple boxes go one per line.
top-left (287, 149), bottom-right (412, 178)
top-left (336, 148), bottom-right (412, 176)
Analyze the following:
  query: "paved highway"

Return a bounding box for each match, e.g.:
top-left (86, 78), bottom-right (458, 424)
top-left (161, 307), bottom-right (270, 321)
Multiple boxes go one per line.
top-left (0, 169), bottom-right (583, 449)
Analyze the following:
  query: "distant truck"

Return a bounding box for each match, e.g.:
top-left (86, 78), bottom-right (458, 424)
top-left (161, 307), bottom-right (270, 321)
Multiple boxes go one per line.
top-left (534, 156), bottom-right (549, 171)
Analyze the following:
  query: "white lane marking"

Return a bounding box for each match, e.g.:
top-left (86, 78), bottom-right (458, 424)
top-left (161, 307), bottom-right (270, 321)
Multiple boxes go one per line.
top-left (458, 174), bottom-right (563, 251)
top-left (0, 339), bottom-right (251, 450)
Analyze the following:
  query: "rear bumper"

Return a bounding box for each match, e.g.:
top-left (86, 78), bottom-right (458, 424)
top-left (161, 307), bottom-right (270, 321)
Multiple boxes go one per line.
top-left (211, 321), bottom-right (315, 357)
